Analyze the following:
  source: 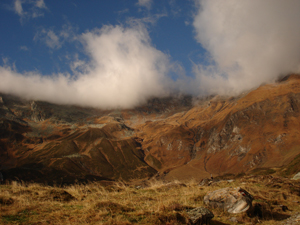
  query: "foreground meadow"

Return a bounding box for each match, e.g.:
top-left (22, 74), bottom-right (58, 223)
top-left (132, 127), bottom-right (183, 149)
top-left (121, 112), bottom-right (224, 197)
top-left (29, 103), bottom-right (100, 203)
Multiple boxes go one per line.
top-left (0, 175), bottom-right (300, 225)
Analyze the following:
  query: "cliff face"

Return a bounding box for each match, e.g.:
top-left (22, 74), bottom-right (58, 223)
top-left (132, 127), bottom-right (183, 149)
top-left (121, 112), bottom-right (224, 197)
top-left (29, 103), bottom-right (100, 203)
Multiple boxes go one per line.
top-left (1, 75), bottom-right (300, 183)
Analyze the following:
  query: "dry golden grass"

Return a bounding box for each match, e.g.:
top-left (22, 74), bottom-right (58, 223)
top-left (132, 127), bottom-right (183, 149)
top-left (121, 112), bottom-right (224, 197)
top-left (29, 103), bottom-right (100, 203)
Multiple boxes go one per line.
top-left (0, 175), bottom-right (299, 225)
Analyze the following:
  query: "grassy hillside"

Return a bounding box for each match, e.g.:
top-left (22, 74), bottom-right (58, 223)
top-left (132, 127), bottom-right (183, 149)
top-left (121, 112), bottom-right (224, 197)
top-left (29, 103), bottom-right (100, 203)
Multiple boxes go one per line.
top-left (0, 174), bottom-right (299, 224)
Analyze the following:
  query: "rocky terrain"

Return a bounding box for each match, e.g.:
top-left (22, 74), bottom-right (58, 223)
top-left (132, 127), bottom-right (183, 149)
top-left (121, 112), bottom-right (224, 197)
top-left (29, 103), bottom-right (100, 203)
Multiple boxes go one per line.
top-left (1, 74), bottom-right (300, 184)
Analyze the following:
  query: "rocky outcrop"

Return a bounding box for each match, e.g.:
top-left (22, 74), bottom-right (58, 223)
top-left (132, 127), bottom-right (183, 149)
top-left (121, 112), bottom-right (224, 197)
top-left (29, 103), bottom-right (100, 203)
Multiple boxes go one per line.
top-left (204, 187), bottom-right (253, 214)
top-left (292, 172), bottom-right (300, 180)
top-left (186, 207), bottom-right (214, 225)
top-left (30, 101), bottom-right (46, 122)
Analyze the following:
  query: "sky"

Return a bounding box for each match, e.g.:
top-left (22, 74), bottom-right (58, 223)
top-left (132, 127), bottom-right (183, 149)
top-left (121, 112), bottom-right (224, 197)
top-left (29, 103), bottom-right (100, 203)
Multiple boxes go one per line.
top-left (1, 0), bottom-right (300, 109)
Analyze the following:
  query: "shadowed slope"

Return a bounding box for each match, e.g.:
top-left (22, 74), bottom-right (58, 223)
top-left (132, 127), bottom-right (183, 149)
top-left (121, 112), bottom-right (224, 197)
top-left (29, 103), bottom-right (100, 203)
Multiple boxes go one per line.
top-left (1, 75), bottom-right (300, 183)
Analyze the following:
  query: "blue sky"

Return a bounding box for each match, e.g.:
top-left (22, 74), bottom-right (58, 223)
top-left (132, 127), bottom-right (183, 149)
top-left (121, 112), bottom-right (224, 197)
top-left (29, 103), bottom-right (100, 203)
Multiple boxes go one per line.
top-left (0, 0), bottom-right (205, 77)
top-left (0, 1), bottom-right (300, 109)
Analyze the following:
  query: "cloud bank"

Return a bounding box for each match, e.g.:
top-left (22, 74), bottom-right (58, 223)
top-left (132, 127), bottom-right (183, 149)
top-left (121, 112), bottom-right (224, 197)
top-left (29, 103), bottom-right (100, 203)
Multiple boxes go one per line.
top-left (193, 0), bottom-right (300, 95)
top-left (0, 24), bottom-right (171, 109)
top-left (2, 1), bottom-right (300, 109)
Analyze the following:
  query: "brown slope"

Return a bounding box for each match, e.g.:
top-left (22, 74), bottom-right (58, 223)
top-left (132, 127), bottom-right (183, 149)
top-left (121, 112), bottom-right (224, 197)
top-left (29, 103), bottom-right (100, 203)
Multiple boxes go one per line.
top-left (0, 95), bottom-right (158, 184)
top-left (135, 75), bottom-right (300, 180)
top-left (2, 76), bottom-right (300, 183)
top-left (4, 124), bottom-right (156, 183)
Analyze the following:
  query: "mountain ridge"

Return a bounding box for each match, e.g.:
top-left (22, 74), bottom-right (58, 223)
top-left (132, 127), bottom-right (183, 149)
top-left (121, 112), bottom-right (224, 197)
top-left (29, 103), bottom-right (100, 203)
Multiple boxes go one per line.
top-left (1, 74), bottom-right (300, 184)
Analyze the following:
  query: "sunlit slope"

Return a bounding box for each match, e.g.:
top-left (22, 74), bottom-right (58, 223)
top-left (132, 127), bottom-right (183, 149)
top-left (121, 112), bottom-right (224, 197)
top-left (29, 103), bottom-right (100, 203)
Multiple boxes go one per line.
top-left (1, 75), bottom-right (300, 183)
top-left (138, 75), bottom-right (300, 180)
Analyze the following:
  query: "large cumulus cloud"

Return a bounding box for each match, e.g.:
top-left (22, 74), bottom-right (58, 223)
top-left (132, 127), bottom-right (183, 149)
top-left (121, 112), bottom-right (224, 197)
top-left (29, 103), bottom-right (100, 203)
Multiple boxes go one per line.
top-left (193, 0), bottom-right (300, 95)
top-left (0, 24), bottom-right (171, 109)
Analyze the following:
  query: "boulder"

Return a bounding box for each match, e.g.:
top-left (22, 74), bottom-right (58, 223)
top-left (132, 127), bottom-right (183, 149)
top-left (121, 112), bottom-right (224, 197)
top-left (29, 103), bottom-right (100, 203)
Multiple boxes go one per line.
top-left (186, 207), bottom-right (214, 225)
top-left (204, 187), bottom-right (253, 214)
top-left (292, 172), bottom-right (300, 180)
top-left (199, 178), bottom-right (213, 186)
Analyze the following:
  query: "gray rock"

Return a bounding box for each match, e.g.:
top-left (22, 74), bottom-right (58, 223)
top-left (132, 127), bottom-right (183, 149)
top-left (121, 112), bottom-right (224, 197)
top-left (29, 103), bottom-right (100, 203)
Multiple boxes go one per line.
top-left (292, 172), bottom-right (300, 180)
top-left (229, 217), bottom-right (238, 223)
top-left (279, 212), bottom-right (300, 225)
top-left (204, 187), bottom-right (253, 214)
top-left (199, 178), bottom-right (213, 186)
top-left (186, 207), bottom-right (214, 225)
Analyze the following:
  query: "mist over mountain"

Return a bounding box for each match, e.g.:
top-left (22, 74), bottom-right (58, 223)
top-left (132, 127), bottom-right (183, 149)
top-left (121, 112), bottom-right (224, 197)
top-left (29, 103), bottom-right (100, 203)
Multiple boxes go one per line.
top-left (1, 74), bottom-right (300, 184)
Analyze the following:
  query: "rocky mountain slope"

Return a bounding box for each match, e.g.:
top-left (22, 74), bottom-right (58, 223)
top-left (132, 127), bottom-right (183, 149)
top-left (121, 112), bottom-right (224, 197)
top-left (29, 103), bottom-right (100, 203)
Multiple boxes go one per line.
top-left (1, 75), bottom-right (300, 184)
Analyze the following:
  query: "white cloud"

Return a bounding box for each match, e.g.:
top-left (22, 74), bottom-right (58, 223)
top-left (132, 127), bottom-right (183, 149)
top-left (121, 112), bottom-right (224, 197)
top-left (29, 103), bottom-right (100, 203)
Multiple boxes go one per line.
top-left (127, 13), bottom-right (168, 26)
top-left (117, 8), bottom-right (129, 15)
top-left (35, 0), bottom-right (46, 9)
top-left (44, 30), bottom-right (60, 49)
top-left (5, 1), bottom-right (300, 108)
top-left (2, 57), bottom-right (9, 65)
top-left (136, 0), bottom-right (152, 10)
top-left (34, 29), bottom-right (61, 49)
top-left (59, 24), bottom-right (76, 39)
top-left (192, 0), bottom-right (300, 95)
top-left (13, 0), bottom-right (47, 20)
top-left (20, 46), bottom-right (29, 51)
top-left (168, 0), bottom-right (181, 17)
top-left (34, 25), bottom-right (76, 49)
top-left (0, 24), bottom-right (173, 109)
top-left (14, 0), bottom-right (23, 16)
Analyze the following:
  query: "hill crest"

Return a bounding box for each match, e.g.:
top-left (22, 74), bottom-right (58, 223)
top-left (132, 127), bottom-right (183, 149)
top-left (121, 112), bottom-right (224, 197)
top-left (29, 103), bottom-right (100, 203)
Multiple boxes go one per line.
top-left (1, 75), bottom-right (300, 184)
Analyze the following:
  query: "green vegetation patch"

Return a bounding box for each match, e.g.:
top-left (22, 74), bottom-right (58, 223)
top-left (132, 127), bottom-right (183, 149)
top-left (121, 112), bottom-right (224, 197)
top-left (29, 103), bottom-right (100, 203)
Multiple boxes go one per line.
top-left (94, 201), bottom-right (134, 213)
top-left (250, 168), bottom-right (276, 175)
top-left (2, 210), bottom-right (37, 224)
top-left (281, 152), bottom-right (300, 176)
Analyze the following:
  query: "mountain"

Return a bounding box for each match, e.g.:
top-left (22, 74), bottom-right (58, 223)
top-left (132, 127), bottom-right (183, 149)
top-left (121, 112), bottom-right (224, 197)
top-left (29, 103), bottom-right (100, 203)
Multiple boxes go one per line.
top-left (1, 74), bottom-right (300, 184)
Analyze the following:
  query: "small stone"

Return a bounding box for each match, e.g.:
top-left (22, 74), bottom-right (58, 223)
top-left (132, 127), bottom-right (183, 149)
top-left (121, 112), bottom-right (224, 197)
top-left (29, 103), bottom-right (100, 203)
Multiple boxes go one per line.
top-left (229, 217), bottom-right (238, 223)
top-left (186, 207), bottom-right (214, 225)
top-left (199, 178), bottom-right (211, 186)
top-left (292, 172), bottom-right (300, 180)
